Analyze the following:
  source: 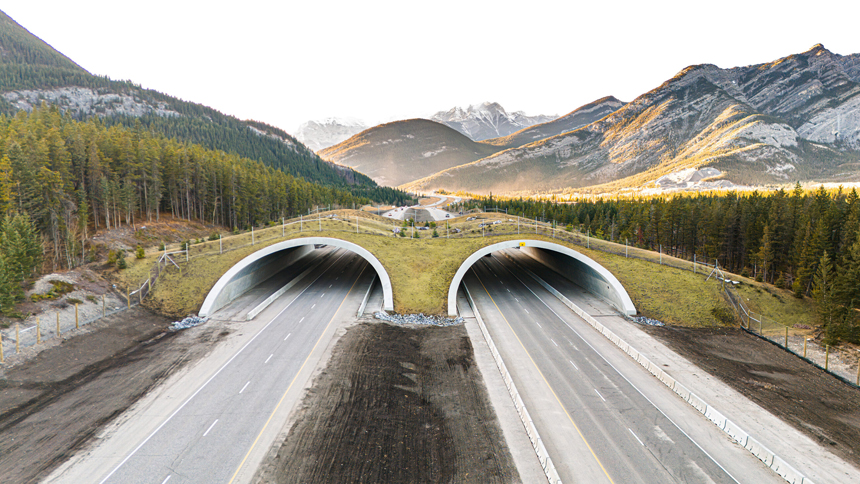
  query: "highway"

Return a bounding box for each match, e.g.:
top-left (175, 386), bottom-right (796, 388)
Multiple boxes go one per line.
top-left (464, 250), bottom-right (782, 484)
top-left (75, 249), bottom-right (373, 484)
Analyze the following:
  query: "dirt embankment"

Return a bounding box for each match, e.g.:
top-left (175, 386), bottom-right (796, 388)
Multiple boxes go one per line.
top-left (644, 326), bottom-right (860, 468)
top-left (0, 307), bottom-right (217, 483)
top-left (254, 322), bottom-right (520, 484)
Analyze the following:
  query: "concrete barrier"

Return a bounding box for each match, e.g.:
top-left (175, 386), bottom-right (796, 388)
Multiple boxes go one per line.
top-left (246, 258), bottom-right (320, 320)
top-left (462, 284), bottom-right (563, 484)
top-left (509, 256), bottom-right (814, 484)
top-left (356, 274), bottom-right (377, 316)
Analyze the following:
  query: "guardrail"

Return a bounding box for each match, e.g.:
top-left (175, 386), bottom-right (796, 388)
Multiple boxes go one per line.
top-left (461, 283), bottom-right (562, 484)
top-left (507, 256), bottom-right (814, 484)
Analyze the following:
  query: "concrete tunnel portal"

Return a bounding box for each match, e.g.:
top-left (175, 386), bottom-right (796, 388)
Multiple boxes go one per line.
top-left (447, 240), bottom-right (636, 317)
top-left (198, 237), bottom-right (394, 317)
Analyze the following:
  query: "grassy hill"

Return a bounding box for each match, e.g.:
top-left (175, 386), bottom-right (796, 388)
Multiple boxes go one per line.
top-left (319, 119), bottom-right (505, 187)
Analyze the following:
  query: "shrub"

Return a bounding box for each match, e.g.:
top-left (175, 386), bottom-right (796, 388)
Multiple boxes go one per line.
top-left (116, 251), bottom-right (127, 269)
top-left (158, 242), bottom-right (165, 251)
top-left (208, 233), bottom-right (220, 241)
top-left (107, 249), bottom-right (117, 266)
top-left (432, 229), bottom-right (439, 238)
top-left (711, 305), bottom-right (736, 325)
top-left (67, 298), bottom-right (83, 305)
top-left (135, 245), bottom-right (145, 259)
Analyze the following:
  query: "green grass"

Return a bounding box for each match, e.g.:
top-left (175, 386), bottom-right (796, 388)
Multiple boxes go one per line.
top-left (115, 211), bottom-right (817, 329)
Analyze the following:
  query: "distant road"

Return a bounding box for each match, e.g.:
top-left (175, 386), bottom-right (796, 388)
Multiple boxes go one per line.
top-left (465, 251), bottom-right (782, 484)
top-left (382, 193), bottom-right (460, 222)
top-left (59, 250), bottom-right (373, 484)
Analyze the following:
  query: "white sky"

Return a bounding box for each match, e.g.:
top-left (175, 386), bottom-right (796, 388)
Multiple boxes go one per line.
top-left (3, 1), bottom-right (859, 134)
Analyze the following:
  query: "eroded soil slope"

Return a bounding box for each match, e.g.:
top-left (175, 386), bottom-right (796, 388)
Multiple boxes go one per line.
top-left (645, 326), bottom-right (860, 467)
top-left (0, 307), bottom-right (214, 483)
top-left (255, 322), bottom-right (520, 484)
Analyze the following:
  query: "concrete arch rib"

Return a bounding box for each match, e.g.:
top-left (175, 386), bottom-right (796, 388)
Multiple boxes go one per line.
top-left (199, 237), bottom-right (393, 317)
top-left (447, 239), bottom-right (636, 317)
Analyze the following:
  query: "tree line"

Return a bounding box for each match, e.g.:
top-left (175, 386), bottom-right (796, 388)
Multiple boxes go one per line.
top-left (0, 105), bottom-right (380, 273)
top-left (474, 187), bottom-right (860, 343)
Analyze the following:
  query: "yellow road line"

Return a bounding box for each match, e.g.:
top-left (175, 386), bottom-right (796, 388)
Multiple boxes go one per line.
top-left (227, 264), bottom-right (367, 483)
top-left (473, 268), bottom-right (616, 484)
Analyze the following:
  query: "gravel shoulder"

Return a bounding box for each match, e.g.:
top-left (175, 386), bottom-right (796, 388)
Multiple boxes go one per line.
top-left (253, 321), bottom-right (520, 484)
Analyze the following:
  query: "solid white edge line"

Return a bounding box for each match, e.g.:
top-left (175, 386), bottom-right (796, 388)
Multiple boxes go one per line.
top-left (629, 428), bottom-right (645, 446)
top-left (203, 419), bottom-right (218, 437)
top-left (496, 253), bottom-right (742, 484)
top-left (265, 354), bottom-right (273, 364)
top-left (239, 381), bottom-right (250, 394)
top-left (96, 250), bottom-right (350, 484)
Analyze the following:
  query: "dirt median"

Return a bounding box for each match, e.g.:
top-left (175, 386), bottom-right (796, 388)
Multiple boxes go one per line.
top-left (0, 307), bottom-right (218, 483)
top-left (254, 321), bottom-right (520, 484)
top-left (643, 325), bottom-right (860, 468)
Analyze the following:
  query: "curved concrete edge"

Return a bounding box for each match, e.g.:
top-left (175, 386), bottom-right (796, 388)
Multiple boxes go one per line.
top-left (199, 237), bottom-right (394, 317)
top-left (447, 240), bottom-right (635, 316)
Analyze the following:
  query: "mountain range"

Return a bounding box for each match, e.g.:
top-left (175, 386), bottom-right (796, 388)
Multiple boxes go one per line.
top-left (429, 102), bottom-right (556, 141)
top-left (401, 44), bottom-right (860, 195)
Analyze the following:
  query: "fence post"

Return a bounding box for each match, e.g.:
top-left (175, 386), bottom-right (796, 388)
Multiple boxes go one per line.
top-left (16, 323), bottom-right (19, 353)
top-left (220, 234), bottom-right (223, 254)
top-left (856, 358), bottom-right (859, 386)
top-left (282, 217), bottom-right (285, 237)
top-left (252, 226), bottom-right (255, 245)
top-left (356, 216), bottom-right (359, 233)
top-left (758, 316), bottom-right (762, 335)
top-left (319, 215), bottom-right (321, 232)
top-left (784, 327), bottom-right (788, 348)
top-left (36, 317), bottom-right (40, 344)
top-left (75, 303), bottom-right (80, 329)
top-left (300, 214), bottom-right (303, 232)
top-left (0, 331), bottom-right (3, 362)
top-left (803, 337), bottom-right (808, 358)
top-left (587, 230), bottom-right (590, 249)
top-left (825, 345), bottom-right (830, 371)
top-left (625, 238), bottom-right (628, 258)
top-left (57, 312), bottom-right (61, 337)
top-left (694, 254), bottom-right (696, 273)
top-left (660, 244), bottom-right (662, 264)
top-left (102, 294), bottom-right (106, 317)
top-left (127, 287), bottom-right (130, 309)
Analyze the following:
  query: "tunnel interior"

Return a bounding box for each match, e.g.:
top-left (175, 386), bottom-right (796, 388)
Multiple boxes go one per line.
top-left (199, 237), bottom-right (394, 317)
top-left (448, 240), bottom-right (635, 316)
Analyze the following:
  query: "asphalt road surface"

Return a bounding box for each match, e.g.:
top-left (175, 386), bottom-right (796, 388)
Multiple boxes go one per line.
top-left (87, 249), bottom-right (373, 484)
top-left (464, 251), bottom-right (781, 484)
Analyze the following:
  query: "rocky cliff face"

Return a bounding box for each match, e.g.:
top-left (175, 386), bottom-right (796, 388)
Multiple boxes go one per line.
top-left (294, 118), bottom-right (369, 152)
top-left (430, 102), bottom-right (555, 141)
top-left (404, 44), bottom-right (860, 195)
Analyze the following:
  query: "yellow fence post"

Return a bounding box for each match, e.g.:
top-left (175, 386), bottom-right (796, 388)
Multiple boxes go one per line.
top-left (15, 323), bottom-right (19, 353)
top-left (784, 327), bottom-right (788, 348)
top-left (825, 345), bottom-right (830, 371)
top-left (75, 303), bottom-right (79, 329)
top-left (36, 317), bottom-right (40, 344)
top-left (856, 358), bottom-right (860, 386)
top-left (127, 287), bottom-right (130, 309)
top-left (803, 338), bottom-right (808, 358)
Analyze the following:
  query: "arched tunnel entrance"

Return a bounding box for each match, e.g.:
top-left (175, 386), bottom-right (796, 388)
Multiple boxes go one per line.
top-left (448, 240), bottom-right (635, 316)
top-left (199, 237), bottom-right (394, 317)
